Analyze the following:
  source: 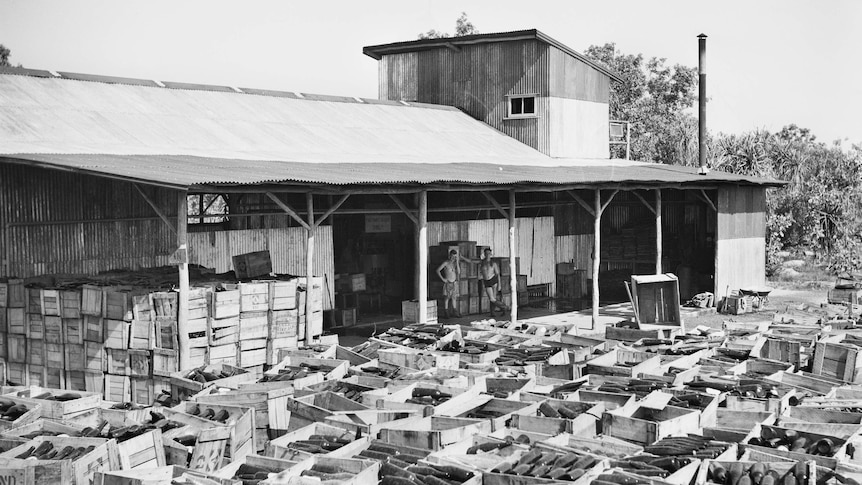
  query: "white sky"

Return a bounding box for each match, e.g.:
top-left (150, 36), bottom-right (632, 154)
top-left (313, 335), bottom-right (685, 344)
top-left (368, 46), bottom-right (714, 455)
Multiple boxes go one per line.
top-left (2, 0), bottom-right (860, 144)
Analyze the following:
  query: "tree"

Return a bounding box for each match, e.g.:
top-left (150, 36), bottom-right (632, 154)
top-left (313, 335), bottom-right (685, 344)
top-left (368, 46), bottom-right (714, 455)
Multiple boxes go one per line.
top-left (418, 12), bottom-right (478, 40)
top-left (584, 43), bottom-right (699, 165)
top-left (0, 44), bottom-right (11, 67)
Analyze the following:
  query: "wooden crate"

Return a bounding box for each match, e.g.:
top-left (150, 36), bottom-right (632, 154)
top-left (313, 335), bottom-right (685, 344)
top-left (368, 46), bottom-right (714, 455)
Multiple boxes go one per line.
top-left (695, 460), bottom-right (815, 485)
top-left (401, 300), bottom-right (438, 324)
top-left (25, 313), bottom-right (43, 340)
top-left (40, 289), bottom-right (61, 316)
top-left (0, 332), bottom-right (5, 360)
top-left (151, 292), bottom-right (177, 318)
top-left (239, 311), bottom-right (267, 340)
top-left (239, 348), bottom-right (266, 368)
top-left (6, 363), bottom-right (27, 386)
top-left (269, 309), bottom-right (298, 338)
top-left (0, 307), bottom-right (5, 332)
top-left (43, 315), bottom-right (62, 343)
top-left (154, 317), bottom-right (177, 350)
top-left (43, 365), bottom-right (63, 389)
top-left (85, 341), bottom-right (105, 371)
top-left (0, 401), bottom-right (40, 431)
top-left (630, 273), bottom-right (682, 326)
top-left (211, 289), bottom-right (240, 319)
top-left (104, 320), bottom-right (130, 349)
top-left (129, 320), bottom-right (153, 349)
top-left (105, 375), bottom-right (130, 402)
top-left (170, 401), bottom-right (255, 460)
top-left (60, 291), bottom-right (81, 319)
top-left (65, 370), bottom-right (86, 391)
top-left (106, 349), bottom-right (131, 376)
top-left (4, 386), bottom-right (101, 420)
top-left (169, 364), bottom-right (252, 402)
top-left (46, 342), bottom-right (66, 369)
top-left (267, 421), bottom-right (366, 461)
top-left (603, 403), bottom-right (702, 445)
top-left (130, 377), bottom-right (153, 406)
top-left (0, 436), bottom-right (121, 485)
top-left (208, 344), bottom-right (237, 366)
top-left (27, 340), bottom-right (44, 366)
top-left (335, 308), bottom-right (357, 327)
top-left (269, 279), bottom-right (297, 310)
top-left (267, 337), bottom-right (298, 365)
top-left (26, 365), bottom-right (45, 387)
top-left (85, 371), bottom-right (104, 395)
top-left (152, 348), bottom-right (178, 377)
top-left (233, 251), bottom-right (272, 280)
top-left (239, 283), bottom-right (269, 313)
top-left (208, 315), bottom-right (239, 346)
top-left (7, 335), bottom-right (26, 364)
top-left (128, 349), bottom-right (151, 377)
top-left (338, 273), bottom-right (367, 293)
top-left (25, 288), bottom-right (41, 314)
top-left (118, 428), bottom-right (165, 470)
top-left (187, 288), bottom-right (209, 320)
top-left (7, 308), bottom-right (24, 335)
top-left (813, 341), bottom-right (862, 383)
top-left (760, 337), bottom-right (803, 369)
top-left (186, 317), bottom-right (208, 348)
top-left (83, 315), bottom-right (103, 342)
top-left (308, 310), bottom-right (323, 338)
top-left (103, 289), bottom-right (130, 321)
top-left (194, 385), bottom-right (292, 441)
top-left (377, 416), bottom-right (492, 451)
top-left (187, 347), bottom-right (207, 368)
top-left (63, 318), bottom-right (84, 345)
top-left (131, 294), bottom-right (152, 321)
top-left (584, 348), bottom-right (662, 377)
top-left (81, 285), bottom-right (103, 316)
top-left (4, 280), bottom-right (24, 308)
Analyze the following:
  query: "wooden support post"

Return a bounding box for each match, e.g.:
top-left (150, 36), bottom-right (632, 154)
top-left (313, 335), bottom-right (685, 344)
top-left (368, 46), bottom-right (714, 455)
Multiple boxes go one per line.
top-left (305, 193), bottom-right (315, 340)
top-left (655, 189), bottom-right (662, 274)
top-left (592, 190), bottom-right (601, 327)
top-left (418, 190), bottom-right (428, 324)
top-left (177, 191), bottom-right (190, 370)
top-left (509, 189), bottom-right (517, 324)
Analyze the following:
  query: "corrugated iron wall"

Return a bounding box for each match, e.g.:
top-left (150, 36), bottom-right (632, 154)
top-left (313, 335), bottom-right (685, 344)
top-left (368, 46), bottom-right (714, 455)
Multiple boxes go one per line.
top-left (188, 226), bottom-right (335, 310)
top-left (428, 217), bottom-right (555, 291)
top-left (0, 163), bottom-right (178, 277)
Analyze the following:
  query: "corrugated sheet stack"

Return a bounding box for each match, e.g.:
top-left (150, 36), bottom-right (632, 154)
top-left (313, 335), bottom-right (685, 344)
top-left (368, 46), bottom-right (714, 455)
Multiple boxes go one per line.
top-left (1, 297), bottom-right (862, 485)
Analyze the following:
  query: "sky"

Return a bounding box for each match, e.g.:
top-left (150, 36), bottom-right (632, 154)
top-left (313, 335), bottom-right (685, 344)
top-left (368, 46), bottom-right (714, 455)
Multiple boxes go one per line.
top-left (2, 0), bottom-right (860, 144)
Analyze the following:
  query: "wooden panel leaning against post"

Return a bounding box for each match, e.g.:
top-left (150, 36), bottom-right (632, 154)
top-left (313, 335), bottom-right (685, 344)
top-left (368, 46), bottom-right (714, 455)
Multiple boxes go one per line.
top-left (306, 192), bottom-right (315, 342)
top-left (177, 191), bottom-right (190, 370)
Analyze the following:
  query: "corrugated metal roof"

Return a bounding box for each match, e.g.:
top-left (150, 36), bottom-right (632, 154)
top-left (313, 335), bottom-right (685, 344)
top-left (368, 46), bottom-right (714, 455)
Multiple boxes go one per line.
top-left (2, 153), bottom-right (781, 189)
top-left (0, 70), bottom-right (782, 190)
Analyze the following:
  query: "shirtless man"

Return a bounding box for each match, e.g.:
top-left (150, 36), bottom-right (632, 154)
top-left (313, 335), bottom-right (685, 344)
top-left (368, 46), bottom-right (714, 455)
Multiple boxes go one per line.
top-left (436, 250), bottom-right (461, 318)
top-left (479, 248), bottom-right (510, 317)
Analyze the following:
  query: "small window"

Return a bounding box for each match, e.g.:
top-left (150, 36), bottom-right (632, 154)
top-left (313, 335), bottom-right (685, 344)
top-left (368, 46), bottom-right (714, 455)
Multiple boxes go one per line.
top-left (507, 94), bottom-right (537, 119)
top-left (188, 194), bottom-right (229, 224)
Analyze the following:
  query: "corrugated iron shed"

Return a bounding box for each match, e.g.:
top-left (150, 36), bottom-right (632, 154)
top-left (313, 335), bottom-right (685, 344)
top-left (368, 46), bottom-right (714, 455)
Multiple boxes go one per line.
top-left (0, 69), bottom-right (781, 190)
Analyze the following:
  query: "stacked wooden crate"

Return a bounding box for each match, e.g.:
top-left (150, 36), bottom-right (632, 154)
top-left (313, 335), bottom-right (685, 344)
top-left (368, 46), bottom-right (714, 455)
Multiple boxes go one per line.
top-left (239, 282), bottom-right (269, 372)
top-left (268, 279), bottom-right (299, 364)
top-left (209, 286), bottom-right (240, 366)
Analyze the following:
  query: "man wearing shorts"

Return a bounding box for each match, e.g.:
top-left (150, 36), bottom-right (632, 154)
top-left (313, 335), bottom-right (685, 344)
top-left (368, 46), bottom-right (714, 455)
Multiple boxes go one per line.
top-left (436, 249), bottom-right (461, 319)
top-left (480, 248), bottom-right (510, 317)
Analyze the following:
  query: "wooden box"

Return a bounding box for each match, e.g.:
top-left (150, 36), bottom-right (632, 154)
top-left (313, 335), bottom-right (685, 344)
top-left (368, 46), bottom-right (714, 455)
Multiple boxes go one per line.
top-left (65, 370), bottom-right (86, 391)
top-left (308, 310), bottom-right (323, 338)
top-left (7, 335), bottom-right (26, 364)
top-left (129, 320), bottom-right (153, 349)
top-left (584, 348), bottom-right (662, 377)
top-left (193, 385), bottom-right (292, 440)
top-left (169, 364), bottom-right (252, 403)
top-left (208, 315), bottom-right (239, 346)
top-left (27, 365), bottom-right (45, 387)
top-left (0, 332), bottom-right (5, 360)
top-left (267, 455), bottom-right (379, 485)
top-left (0, 307), bottom-right (5, 332)
top-left (27, 340), bottom-right (44, 366)
top-left (103, 289), bottom-right (130, 321)
top-left (85, 371), bottom-right (104, 395)
top-left (7, 362), bottom-right (27, 386)
top-left (630, 273), bottom-right (682, 326)
top-left (106, 349), bottom-right (131, 376)
top-left (187, 347), bottom-right (207, 368)
top-left (211, 288), bottom-right (240, 319)
top-left (26, 288), bottom-right (41, 314)
top-left (0, 436), bottom-right (120, 485)
top-left (603, 403), bottom-right (701, 445)
top-left (152, 348), bottom-right (178, 377)
top-left (43, 365), bottom-right (63, 389)
top-left (81, 285), bottom-right (103, 316)
top-left (240, 283), bottom-right (269, 312)
top-left (105, 375), bottom-right (130, 402)
top-left (117, 428), bottom-right (165, 470)
top-left (40, 289), bottom-right (61, 316)
top-left (25, 313), bottom-right (44, 340)
top-left (104, 320), bottom-right (130, 349)
top-left (232, 250), bottom-right (272, 279)
top-left (187, 288), bottom-right (209, 320)
top-left (269, 309), bottom-right (298, 338)
top-left (267, 337), bottom-right (298, 365)
top-left (269, 279), bottom-right (298, 311)
top-left (239, 311), bottom-right (268, 340)
top-left (63, 318), bottom-right (84, 345)
top-left (0, 401), bottom-right (41, 431)
top-left (84, 315), bottom-right (104, 342)
top-left (151, 292), bottom-right (177, 318)
top-left (239, 348), bottom-right (266, 368)
top-left (154, 317), bottom-right (178, 350)
top-left (377, 416), bottom-right (492, 451)
top-left (131, 294), bottom-right (152, 321)
top-left (128, 349), bottom-right (151, 377)
top-left (7, 308), bottom-right (24, 335)
top-left (378, 348), bottom-right (460, 371)
top-left (169, 401), bottom-right (255, 460)
top-left (85, 341), bottom-right (106, 371)
top-left (338, 273), bottom-right (366, 293)
top-left (60, 290), bottom-right (81, 319)
top-left (813, 341), bottom-right (862, 382)
top-left (401, 299), bottom-right (438, 324)
top-left (46, 342), bottom-right (67, 369)
top-left (335, 308), bottom-right (357, 327)
top-left (4, 386), bottom-right (101, 420)
top-left (725, 389), bottom-right (797, 415)
top-left (267, 422), bottom-right (367, 461)
top-left (129, 377), bottom-right (153, 406)
top-left (43, 315), bottom-right (62, 343)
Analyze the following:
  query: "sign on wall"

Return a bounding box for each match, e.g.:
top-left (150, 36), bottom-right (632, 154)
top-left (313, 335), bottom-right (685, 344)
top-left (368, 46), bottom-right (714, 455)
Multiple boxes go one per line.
top-left (365, 214), bottom-right (391, 233)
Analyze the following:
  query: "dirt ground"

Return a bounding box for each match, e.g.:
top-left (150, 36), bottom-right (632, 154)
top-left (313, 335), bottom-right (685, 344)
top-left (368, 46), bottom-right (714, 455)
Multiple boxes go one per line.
top-left (683, 278), bottom-right (857, 331)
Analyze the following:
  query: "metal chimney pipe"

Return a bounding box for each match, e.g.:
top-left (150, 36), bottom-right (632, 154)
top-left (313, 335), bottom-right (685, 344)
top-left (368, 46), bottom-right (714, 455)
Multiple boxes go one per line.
top-left (698, 34), bottom-right (709, 174)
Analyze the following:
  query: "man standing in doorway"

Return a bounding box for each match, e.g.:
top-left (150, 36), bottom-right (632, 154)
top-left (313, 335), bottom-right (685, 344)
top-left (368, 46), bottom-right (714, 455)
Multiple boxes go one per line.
top-left (436, 249), bottom-right (461, 319)
top-left (480, 248), bottom-right (510, 317)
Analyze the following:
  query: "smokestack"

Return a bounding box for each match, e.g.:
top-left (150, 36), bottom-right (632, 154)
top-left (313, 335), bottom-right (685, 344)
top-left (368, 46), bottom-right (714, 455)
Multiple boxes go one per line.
top-left (698, 34), bottom-right (709, 174)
